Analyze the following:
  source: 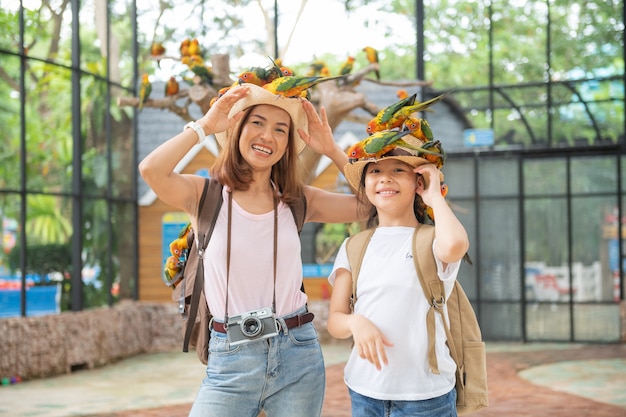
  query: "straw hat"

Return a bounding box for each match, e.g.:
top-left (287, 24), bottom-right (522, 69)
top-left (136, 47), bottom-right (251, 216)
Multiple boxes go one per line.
top-left (343, 132), bottom-right (444, 190)
top-left (214, 83), bottom-right (308, 154)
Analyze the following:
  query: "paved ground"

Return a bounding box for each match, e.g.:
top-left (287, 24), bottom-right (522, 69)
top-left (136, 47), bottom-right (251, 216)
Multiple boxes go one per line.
top-left (2, 342), bottom-right (625, 417)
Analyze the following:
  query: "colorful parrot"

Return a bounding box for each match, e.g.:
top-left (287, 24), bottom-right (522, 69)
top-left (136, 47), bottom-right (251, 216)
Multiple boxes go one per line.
top-left (262, 74), bottom-right (348, 98)
top-left (184, 55), bottom-right (214, 85)
top-left (307, 60), bottom-right (327, 76)
top-left (188, 38), bottom-right (203, 58)
top-left (162, 255), bottom-right (181, 286)
top-left (363, 46), bottom-right (380, 80)
top-left (164, 76), bottom-right (179, 97)
top-left (237, 67), bottom-right (268, 86)
top-left (347, 130), bottom-right (413, 161)
top-left (179, 38), bottom-right (191, 57)
top-left (138, 74), bottom-right (151, 111)
top-left (150, 42), bottom-right (165, 68)
top-left (366, 92), bottom-right (417, 134)
top-left (339, 56), bottom-right (355, 76)
top-left (421, 140), bottom-right (446, 168)
top-left (403, 117), bottom-right (434, 142)
top-left (366, 93), bottom-right (446, 134)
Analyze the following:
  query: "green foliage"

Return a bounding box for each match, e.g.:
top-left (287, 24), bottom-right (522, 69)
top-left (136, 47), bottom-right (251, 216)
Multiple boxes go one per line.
top-left (7, 243), bottom-right (71, 282)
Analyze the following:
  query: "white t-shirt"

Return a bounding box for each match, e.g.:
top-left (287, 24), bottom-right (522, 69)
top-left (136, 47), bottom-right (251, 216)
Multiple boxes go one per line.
top-left (328, 226), bottom-right (461, 401)
top-left (203, 187), bottom-right (308, 319)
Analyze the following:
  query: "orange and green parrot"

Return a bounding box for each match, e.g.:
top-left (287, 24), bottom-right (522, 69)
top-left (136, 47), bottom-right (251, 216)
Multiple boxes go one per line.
top-left (150, 42), bottom-right (165, 68)
top-left (366, 93), bottom-right (446, 134)
top-left (188, 38), bottom-right (203, 58)
top-left (262, 74), bottom-right (348, 98)
top-left (363, 46), bottom-right (380, 80)
top-left (366, 92), bottom-right (417, 134)
top-left (183, 55), bottom-right (214, 85)
top-left (307, 60), bottom-right (327, 76)
top-left (164, 76), bottom-right (179, 97)
top-left (421, 140), bottom-right (446, 168)
top-left (403, 117), bottom-right (434, 142)
top-left (179, 38), bottom-right (191, 57)
top-left (237, 67), bottom-right (268, 86)
top-left (163, 255), bottom-right (181, 286)
top-left (339, 56), bottom-right (355, 76)
top-left (138, 74), bottom-right (151, 111)
top-left (347, 130), bottom-right (413, 161)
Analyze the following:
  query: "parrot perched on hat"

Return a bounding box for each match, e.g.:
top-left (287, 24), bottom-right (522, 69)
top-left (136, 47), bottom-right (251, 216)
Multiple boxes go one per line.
top-left (347, 130), bottom-right (442, 162)
top-left (366, 93), bottom-right (446, 134)
top-left (421, 140), bottom-right (446, 168)
top-left (403, 117), bottom-right (434, 142)
top-left (362, 46), bottom-right (380, 80)
top-left (262, 74), bottom-right (348, 98)
top-left (138, 74), bottom-right (151, 111)
top-left (366, 92), bottom-right (417, 135)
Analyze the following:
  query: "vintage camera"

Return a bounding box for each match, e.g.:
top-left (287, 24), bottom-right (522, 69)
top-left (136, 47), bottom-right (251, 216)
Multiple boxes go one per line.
top-left (226, 307), bottom-right (279, 346)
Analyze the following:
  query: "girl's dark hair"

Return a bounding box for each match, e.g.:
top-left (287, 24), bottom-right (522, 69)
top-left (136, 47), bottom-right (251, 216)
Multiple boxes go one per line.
top-left (210, 105), bottom-right (303, 205)
top-left (357, 161), bottom-right (427, 229)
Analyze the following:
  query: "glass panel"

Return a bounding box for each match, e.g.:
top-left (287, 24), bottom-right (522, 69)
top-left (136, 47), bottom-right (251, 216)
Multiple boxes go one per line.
top-left (25, 65), bottom-right (73, 193)
top-left (82, 198), bottom-right (108, 309)
top-left (22, 1), bottom-right (73, 67)
top-left (572, 196), bottom-right (617, 302)
top-left (573, 304), bottom-right (620, 342)
top-left (523, 158), bottom-right (566, 196)
top-left (1, 193), bottom-right (22, 316)
top-left (524, 197), bottom-right (568, 302)
top-left (25, 194), bottom-right (72, 313)
top-left (492, 1), bottom-right (547, 85)
top-left (455, 201), bottom-right (477, 299)
top-left (480, 302), bottom-right (522, 340)
top-left (82, 76), bottom-right (109, 197)
top-left (113, 201), bottom-right (136, 300)
top-left (0, 4), bottom-right (20, 51)
top-left (111, 87), bottom-right (135, 200)
top-left (443, 158), bottom-right (474, 198)
top-left (0, 54), bottom-right (22, 191)
top-left (478, 157), bottom-right (519, 197)
top-left (526, 303), bottom-right (571, 341)
top-left (425, 1), bottom-right (490, 86)
top-left (570, 156), bottom-right (617, 194)
top-left (110, 0), bottom-right (135, 88)
top-left (479, 199), bottom-right (521, 301)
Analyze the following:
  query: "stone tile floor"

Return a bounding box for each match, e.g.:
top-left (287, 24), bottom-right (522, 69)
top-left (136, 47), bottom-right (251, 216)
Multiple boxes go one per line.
top-left (1, 341), bottom-right (624, 417)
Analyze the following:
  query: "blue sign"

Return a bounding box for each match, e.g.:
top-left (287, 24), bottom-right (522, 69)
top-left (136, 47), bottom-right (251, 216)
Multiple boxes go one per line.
top-left (303, 263), bottom-right (334, 278)
top-left (464, 129), bottom-right (494, 147)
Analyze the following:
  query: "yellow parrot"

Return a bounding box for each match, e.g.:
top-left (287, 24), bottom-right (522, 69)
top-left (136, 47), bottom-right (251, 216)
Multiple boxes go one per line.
top-left (363, 46), bottom-right (380, 80)
top-left (366, 93), bottom-right (446, 134)
top-left (164, 76), bottom-right (179, 97)
top-left (138, 74), bottom-right (151, 111)
top-left (262, 74), bottom-right (348, 98)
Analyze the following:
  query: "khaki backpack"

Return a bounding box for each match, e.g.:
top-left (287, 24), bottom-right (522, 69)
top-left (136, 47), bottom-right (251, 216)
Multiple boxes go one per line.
top-left (346, 224), bottom-right (488, 415)
top-left (169, 178), bottom-right (306, 364)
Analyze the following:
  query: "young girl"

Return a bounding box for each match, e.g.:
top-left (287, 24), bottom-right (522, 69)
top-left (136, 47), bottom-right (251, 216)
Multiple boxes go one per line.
top-left (140, 83), bottom-right (363, 417)
top-left (327, 133), bottom-right (469, 417)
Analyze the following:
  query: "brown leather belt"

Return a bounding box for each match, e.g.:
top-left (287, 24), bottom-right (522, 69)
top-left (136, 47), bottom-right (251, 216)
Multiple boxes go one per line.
top-left (212, 312), bottom-right (314, 334)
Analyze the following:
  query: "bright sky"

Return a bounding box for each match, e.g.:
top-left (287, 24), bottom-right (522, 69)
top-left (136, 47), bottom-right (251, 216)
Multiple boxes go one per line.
top-left (238, 0), bottom-right (413, 67)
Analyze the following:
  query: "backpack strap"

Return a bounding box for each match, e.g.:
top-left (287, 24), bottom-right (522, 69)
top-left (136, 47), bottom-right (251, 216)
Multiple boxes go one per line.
top-left (183, 178), bottom-right (223, 352)
top-left (412, 224), bottom-right (459, 376)
top-left (345, 229), bottom-right (375, 312)
top-left (289, 193), bottom-right (307, 234)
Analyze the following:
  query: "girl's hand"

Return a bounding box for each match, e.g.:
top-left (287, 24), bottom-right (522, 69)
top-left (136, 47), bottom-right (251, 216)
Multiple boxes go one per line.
top-left (415, 163), bottom-right (444, 207)
top-left (298, 101), bottom-right (335, 156)
top-left (349, 315), bottom-right (394, 370)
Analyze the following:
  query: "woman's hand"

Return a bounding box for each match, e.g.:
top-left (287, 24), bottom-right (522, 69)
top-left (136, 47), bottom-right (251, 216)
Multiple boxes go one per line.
top-left (196, 85), bottom-right (249, 135)
top-left (298, 101), bottom-right (336, 156)
top-left (349, 315), bottom-right (394, 370)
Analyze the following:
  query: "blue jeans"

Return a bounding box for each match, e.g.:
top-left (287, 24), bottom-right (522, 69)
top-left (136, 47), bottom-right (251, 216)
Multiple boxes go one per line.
top-left (349, 387), bottom-right (457, 417)
top-left (188, 308), bottom-right (325, 417)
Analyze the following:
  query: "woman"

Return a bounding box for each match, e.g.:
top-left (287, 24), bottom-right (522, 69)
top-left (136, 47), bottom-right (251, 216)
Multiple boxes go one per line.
top-left (139, 83), bottom-right (362, 417)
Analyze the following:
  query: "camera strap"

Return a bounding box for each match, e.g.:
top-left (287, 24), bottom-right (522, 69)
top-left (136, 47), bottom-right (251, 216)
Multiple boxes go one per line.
top-left (223, 190), bottom-right (278, 325)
